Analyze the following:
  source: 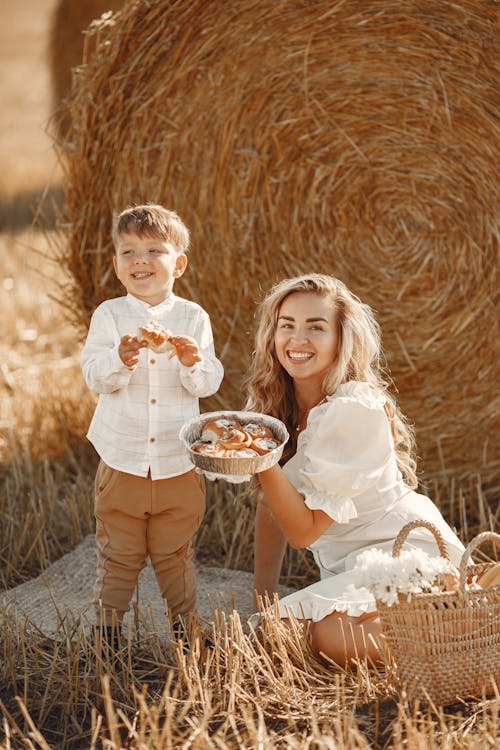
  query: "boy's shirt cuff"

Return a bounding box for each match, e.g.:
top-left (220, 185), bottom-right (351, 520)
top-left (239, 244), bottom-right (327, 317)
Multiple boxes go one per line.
top-left (178, 354), bottom-right (204, 373)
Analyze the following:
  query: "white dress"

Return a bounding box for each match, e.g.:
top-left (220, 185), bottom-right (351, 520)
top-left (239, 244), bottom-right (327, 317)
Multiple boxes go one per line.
top-left (277, 381), bottom-right (466, 621)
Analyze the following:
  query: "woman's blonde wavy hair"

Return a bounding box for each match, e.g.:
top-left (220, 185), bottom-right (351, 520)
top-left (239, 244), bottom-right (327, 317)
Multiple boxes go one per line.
top-left (244, 273), bottom-right (417, 487)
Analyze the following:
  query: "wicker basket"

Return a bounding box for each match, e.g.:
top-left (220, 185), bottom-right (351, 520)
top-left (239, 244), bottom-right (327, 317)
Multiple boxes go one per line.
top-left (377, 520), bottom-right (500, 705)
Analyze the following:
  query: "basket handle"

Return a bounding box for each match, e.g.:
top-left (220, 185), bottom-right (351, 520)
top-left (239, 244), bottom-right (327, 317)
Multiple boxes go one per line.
top-left (458, 531), bottom-right (500, 591)
top-left (392, 519), bottom-right (450, 560)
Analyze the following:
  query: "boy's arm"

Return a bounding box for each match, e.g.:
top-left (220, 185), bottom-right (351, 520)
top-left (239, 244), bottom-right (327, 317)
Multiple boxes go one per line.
top-left (177, 308), bottom-right (224, 397)
top-left (81, 305), bottom-right (137, 394)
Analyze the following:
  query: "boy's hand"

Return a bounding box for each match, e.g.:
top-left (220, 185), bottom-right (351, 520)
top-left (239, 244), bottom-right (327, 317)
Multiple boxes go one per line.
top-left (118, 335), bottom-right (146, 368)
top-left (169, 335), bottom-right (202, 367)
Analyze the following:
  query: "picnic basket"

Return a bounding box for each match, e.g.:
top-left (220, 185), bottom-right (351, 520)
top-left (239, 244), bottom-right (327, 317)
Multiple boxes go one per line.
top-left (376, 519), bottom-right (500, 705)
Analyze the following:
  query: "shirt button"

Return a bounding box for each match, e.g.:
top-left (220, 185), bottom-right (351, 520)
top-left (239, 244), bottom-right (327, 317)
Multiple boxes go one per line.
top-left (150, 358), bottom-right (156, 365)
top-left (149, 437), bottom-right (155, 443)
top-left (151, 398), bottom-right (157, 404)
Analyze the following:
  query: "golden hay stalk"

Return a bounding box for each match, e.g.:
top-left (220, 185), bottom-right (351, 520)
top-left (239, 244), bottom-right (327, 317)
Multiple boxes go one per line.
top-left (51, 0), bottom-right (499, 496)
top-left (2, 604), bottom-right (499, 748)
top-left (48, 0), bottom-right (124, 136)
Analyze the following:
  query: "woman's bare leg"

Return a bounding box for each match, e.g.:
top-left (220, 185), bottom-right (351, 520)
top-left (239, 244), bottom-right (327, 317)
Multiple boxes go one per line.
top-left (310, 610), bottom-right (383, 666)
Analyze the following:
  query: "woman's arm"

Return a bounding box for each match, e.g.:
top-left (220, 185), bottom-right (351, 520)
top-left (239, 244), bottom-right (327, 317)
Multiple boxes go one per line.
top-left (257, 464), bottom-right (334, 549)
top-left (253, 501), bottom-right (287, 605)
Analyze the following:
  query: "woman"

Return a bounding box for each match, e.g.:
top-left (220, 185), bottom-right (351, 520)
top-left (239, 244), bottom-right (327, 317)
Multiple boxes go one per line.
top-left (246, 273), bottom-right (465, 665)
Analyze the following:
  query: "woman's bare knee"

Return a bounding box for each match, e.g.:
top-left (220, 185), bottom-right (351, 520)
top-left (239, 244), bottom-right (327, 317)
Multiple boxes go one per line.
top-left (310, 611), bottom-right (383, 666)
top-left (310, 614), bottom-right (350, 665)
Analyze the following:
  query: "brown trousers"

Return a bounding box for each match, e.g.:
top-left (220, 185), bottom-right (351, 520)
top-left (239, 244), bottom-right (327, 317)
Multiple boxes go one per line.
top-left (94, 461), bottom-right (205, 626)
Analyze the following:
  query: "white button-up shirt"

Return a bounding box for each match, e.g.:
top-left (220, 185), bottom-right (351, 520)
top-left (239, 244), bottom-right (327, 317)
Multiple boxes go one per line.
top-left (81, 293), bottom-right (224, 479)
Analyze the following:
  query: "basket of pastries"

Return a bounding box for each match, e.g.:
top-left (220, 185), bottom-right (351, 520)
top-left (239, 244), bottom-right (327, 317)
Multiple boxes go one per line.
top-left (179, 411), bottom-right (289, 478)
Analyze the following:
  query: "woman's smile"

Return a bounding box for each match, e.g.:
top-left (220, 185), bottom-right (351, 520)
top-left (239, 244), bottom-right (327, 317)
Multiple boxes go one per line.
top-left (274, 291), bottom-right (338, 387)
top-left (286, 349), bottom-right (314, 362)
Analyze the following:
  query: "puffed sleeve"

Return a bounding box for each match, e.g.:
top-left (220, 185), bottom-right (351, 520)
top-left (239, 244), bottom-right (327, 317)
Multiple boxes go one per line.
top-left (298, 385), bottom-right (394, 523)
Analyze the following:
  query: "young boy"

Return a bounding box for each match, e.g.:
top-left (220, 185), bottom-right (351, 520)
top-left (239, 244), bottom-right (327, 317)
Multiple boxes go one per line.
top-left (81, 204), bottom-right (224, 645)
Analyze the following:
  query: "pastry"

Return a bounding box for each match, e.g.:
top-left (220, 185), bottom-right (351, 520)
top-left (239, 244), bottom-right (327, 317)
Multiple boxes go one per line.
top-left (191, 441), bottom-right (226, 457)
top-left (223, 448), bottom-right (260, 458)
top-left (477, 562), bottom-right (500, 588)
top-left (251, 436), bottom-right (279, 455)
top-left (244, 422), bottom-right (274, 439)
top-left (137, 321), bottom-right (176, 355)
top-left (201, 418), bottom-right (243, 443)
top-left (218, 428), bottom-right (253, 450)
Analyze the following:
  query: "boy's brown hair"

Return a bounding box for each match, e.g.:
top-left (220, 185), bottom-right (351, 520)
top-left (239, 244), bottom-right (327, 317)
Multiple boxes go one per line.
top-left (112, 204), bottom-right (190, 254)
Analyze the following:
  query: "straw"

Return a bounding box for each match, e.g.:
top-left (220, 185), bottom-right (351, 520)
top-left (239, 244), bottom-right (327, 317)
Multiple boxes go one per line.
top-left (48, 0), bottom-right (124, 136)
top-left (50, 0), bottom-right (500, 494)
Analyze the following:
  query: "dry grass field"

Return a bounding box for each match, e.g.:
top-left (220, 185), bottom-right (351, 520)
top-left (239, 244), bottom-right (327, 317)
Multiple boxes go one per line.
top-left (0, 1), bottom-right (499, 748)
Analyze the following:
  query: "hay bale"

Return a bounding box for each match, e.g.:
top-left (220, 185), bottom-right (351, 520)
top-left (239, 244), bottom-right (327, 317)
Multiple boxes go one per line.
top-left (53, 0), bottom-right (499, 494)
top-left (48, 0), bottom-right (123, 135)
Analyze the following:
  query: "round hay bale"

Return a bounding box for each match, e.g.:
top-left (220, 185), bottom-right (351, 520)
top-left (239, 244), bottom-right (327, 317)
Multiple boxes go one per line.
top-left (53, 0), bottom-right (499, 494)
top-left (48, 0), bottom-right (123, 135)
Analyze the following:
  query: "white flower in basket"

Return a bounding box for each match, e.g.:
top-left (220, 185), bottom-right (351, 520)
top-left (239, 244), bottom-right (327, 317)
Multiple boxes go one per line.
top-left (352, 546), bottom-right (459, 606)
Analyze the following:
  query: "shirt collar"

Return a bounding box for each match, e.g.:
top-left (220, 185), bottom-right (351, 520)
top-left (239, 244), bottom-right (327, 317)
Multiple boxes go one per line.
top-left (126, 293), bottom-right (177, 316)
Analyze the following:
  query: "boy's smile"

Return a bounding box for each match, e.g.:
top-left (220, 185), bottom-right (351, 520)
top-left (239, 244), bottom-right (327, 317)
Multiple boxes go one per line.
top-left (113, 232), bottom-right (187, 306)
